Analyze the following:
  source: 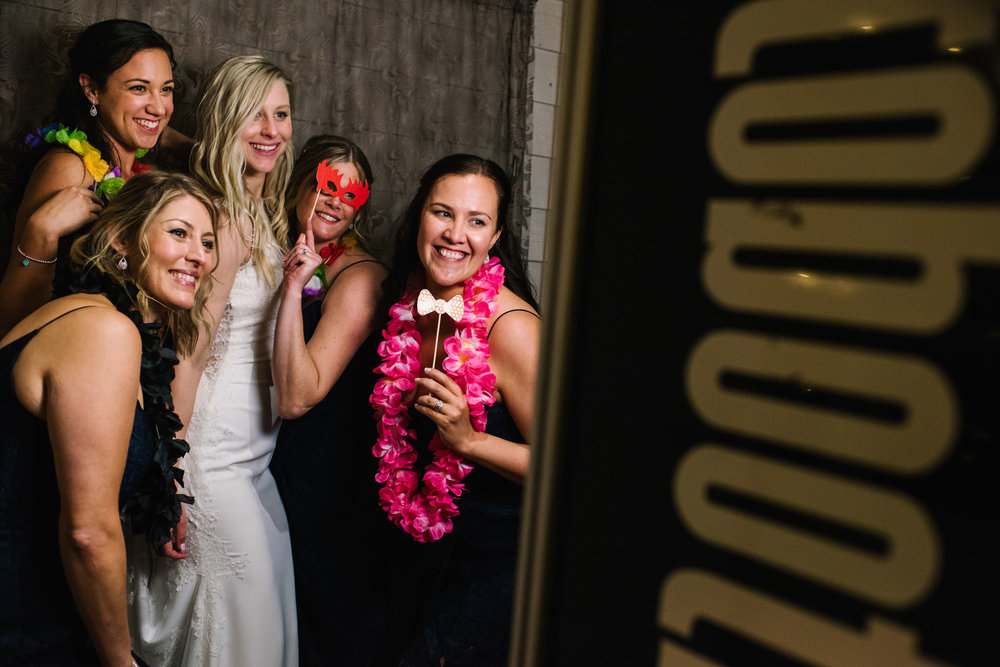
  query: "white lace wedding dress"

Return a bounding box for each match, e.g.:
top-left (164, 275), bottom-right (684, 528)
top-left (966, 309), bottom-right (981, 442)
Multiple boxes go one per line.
top-left (127, 241), bottom-right (297, 666)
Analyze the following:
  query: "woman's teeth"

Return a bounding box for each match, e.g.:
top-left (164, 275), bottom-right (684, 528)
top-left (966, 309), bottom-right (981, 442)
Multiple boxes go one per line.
top-left (170, 271), bottom-right (195, 286)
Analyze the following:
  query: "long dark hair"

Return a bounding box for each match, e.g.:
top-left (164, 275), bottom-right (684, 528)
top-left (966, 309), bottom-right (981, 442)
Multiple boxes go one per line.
top-left (383, 153), bottom-right (537, 311)
top-left (10, 20), bottom-right (176, 218)
top-left (53, 19), bottom-right (176, 166)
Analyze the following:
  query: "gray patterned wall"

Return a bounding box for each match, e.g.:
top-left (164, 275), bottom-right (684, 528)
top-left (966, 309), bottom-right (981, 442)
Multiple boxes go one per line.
top-left (0, 0), bottom-right (534, 262)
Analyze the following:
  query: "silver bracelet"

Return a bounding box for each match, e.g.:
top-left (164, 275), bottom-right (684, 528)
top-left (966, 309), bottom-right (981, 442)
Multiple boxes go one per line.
top-left (16, 244), bottom-right (58, 266)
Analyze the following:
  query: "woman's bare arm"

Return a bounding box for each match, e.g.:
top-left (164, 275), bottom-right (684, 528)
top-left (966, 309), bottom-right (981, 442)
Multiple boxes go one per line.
top-left (0, 152), bottom-right (99, 337)
top-left (414, 291), bottom-right (539, 483)
top-left (273, 251), bottom-right (385, 418)
top-left (25, 306), bottom-right (143, 667)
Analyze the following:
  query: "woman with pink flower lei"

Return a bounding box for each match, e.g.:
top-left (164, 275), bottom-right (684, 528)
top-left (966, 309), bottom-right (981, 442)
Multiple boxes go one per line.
top-left (374, 153), bottom-right (540, 666)
top-left (1, 19), bottom-right (189, 339)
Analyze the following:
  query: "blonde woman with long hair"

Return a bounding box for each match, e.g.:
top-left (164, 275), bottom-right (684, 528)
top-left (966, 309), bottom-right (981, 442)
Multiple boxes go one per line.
top-left (127, 55), bottom-right (298, 666)
top-left (0, 171), bottom-right (216, 666)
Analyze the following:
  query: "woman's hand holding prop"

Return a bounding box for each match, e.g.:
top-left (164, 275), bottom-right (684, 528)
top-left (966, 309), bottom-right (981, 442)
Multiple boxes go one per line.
top-left (415, 366), bottom-right (475, 453)
top-left (281, 215), bottom-right (323, 293)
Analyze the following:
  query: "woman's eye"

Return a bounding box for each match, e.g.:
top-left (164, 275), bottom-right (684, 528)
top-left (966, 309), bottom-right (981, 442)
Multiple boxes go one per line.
top-left (131, 85), bottom-right (147, 93)
top-left (276, 111), bottom-right (289, 119)
top-left (436, 209), bottom-right (451, 219)
top-left (202, 240), bottom-right (216, 251)
top-left (342, 192), bottom-right (355, 201)
top-left (470, 218), bottom-right (485, 227)
top-left (162, 86), bottom-right (175, 95)
top-left (170, 229), bottom-right (187, 238)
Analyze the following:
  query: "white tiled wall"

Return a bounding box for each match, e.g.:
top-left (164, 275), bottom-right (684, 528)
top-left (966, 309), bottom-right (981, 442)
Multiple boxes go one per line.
top-left (525, 0), bottom-right (563, 303)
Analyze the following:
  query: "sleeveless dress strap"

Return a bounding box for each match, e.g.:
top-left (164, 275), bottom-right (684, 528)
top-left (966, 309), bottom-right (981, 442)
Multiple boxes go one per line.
top-left (328, 258), bottom-right (387, 285)
top-left (36, 305), bottom-right (97, 332)
top-left (487, 308), bottom-right (539, 340)
top-left (2, 306), bottom-right (98, 392)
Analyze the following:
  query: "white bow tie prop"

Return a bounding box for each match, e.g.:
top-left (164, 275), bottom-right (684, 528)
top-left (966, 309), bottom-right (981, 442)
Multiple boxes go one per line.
top-left (417, 289), bottom-right (464, 368)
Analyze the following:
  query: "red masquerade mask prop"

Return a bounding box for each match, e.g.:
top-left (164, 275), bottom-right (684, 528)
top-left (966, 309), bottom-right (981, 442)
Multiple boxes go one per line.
top-left (316, 161), bottom-right (369, 208)
top-left (306, 160), bottom-right (370, 224)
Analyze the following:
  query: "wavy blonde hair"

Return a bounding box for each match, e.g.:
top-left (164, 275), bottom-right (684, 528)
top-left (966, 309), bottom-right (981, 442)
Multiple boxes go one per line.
top-left (69, 171), bottom-right (220, 355)
top-left (190, 55), bottom-right (293, 285)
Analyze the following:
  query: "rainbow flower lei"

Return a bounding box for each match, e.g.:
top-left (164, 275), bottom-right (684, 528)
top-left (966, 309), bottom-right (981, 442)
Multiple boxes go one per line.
top-left (370, 257), bottom-right (504, 542)
top-left (25, 123), bottom-right (148, 200)
top-left (302, 242), bottom-right (348, 298)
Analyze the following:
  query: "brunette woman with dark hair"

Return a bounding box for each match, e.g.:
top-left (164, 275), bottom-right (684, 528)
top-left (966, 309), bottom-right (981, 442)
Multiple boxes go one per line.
top-left (1, 19), bottom-right (185, 338)
top-left (270, 134), bottom-right (396, 664)
top-left (376, 154), bottom-right (540, 666)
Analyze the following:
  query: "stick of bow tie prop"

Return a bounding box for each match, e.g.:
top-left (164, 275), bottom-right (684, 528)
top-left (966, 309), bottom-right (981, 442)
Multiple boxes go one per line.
top-left (417, 289), bottom-right (464, 368)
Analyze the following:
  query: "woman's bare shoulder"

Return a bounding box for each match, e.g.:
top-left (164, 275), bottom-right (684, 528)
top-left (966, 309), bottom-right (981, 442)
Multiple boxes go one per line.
top-left (12, 295), bottom-right (136, 350)
top-left (31, 148), bottom-right (91, 187)
top-left (488, 288), bottom-right (540, 335)
top-left (330, 250), bottom-right (387, 285)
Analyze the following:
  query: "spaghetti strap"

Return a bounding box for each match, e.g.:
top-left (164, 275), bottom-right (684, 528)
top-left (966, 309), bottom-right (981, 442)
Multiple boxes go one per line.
top-left (328, 258), bottom-right (387, 285)
top-left (0, 306), bottom-right (97, 365)
top-left (36, 306), bottom-right (96, 332)
top-left (487, 308), bottom-right (539, 340)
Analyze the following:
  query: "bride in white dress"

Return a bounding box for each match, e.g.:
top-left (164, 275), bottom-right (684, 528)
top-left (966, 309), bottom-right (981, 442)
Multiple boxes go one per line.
top-left (127, 55), bottom-right (298, 666)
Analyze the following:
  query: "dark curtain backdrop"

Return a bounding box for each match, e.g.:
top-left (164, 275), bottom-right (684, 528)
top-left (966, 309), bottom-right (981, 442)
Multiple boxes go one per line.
top-left (0, 0), bottom-right (534, 262)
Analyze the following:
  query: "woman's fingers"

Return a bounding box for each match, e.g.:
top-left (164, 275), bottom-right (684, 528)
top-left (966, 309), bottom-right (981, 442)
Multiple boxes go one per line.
top-left (421, 367), bottom-right (463, 394)
top-left (414, 372), bottom-right (469, 425)
top-left (304, 210), bottom-right (316, 251)
top-left (282, 235), bottom-right (314, 269)
top-left (282, 242), bottom-right (323, 288)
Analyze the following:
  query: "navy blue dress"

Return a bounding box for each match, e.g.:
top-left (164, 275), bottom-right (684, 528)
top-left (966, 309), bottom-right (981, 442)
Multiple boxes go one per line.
top-left (272, 287), bottom-right (426, 667)
top-left (394, 403), bottom-right (525, 667)
top-left (0, 319), bottom-right (156, 665)
top-left (272, 281), bottom-right (528, 667)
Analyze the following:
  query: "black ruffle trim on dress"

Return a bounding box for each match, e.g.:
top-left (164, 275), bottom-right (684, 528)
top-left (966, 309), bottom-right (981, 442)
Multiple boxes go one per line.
top-left (58, 267), bottom-right (193, 546)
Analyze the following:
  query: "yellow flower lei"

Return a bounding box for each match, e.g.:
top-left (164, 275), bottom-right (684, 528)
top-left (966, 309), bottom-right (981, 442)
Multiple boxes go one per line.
top-left (38, 124), bottom-right (147, 199)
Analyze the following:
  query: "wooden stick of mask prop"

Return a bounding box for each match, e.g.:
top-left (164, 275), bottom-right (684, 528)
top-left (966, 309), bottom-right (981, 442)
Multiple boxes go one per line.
top-left (416, 289), bottom-right (464, 368)
top-left (307, 160), bottom-right (342, 223)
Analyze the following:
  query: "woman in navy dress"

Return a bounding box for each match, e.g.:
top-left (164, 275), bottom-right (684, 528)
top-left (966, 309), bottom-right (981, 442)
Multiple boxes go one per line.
top-left (0, 171), bottom-right (217, 666)
top-left (375, 154), bottom-right (541, 666)
top-left (271, 135), bottom-right (420, 665)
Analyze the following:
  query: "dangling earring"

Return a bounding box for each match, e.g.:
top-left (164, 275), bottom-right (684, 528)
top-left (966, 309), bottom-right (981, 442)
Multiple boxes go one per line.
top-left (483, 254), bottom-right (490, 265)
top-left (90, 102), bottom-right (98, 117)
top-left (348, 222), bottom-right (355, 231)
top-left (117, 255), bottom-right (128, 271)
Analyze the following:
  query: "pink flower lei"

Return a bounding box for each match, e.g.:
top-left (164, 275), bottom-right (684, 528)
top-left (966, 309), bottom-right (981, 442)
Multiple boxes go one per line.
top-left (370, 257), bottom-right (505, 542)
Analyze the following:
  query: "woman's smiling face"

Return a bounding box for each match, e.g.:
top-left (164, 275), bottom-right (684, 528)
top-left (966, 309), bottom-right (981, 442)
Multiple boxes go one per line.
top-left (416, 173), bottom-right (501, 298)
top-left (241, 79), bottom-right (292, 181)
top-left (135, 194), bottom-right (216, 319)
top-left (296, 161), bottom-right (362, 246)
top-left (88, 48), bottom-right (175, 156)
